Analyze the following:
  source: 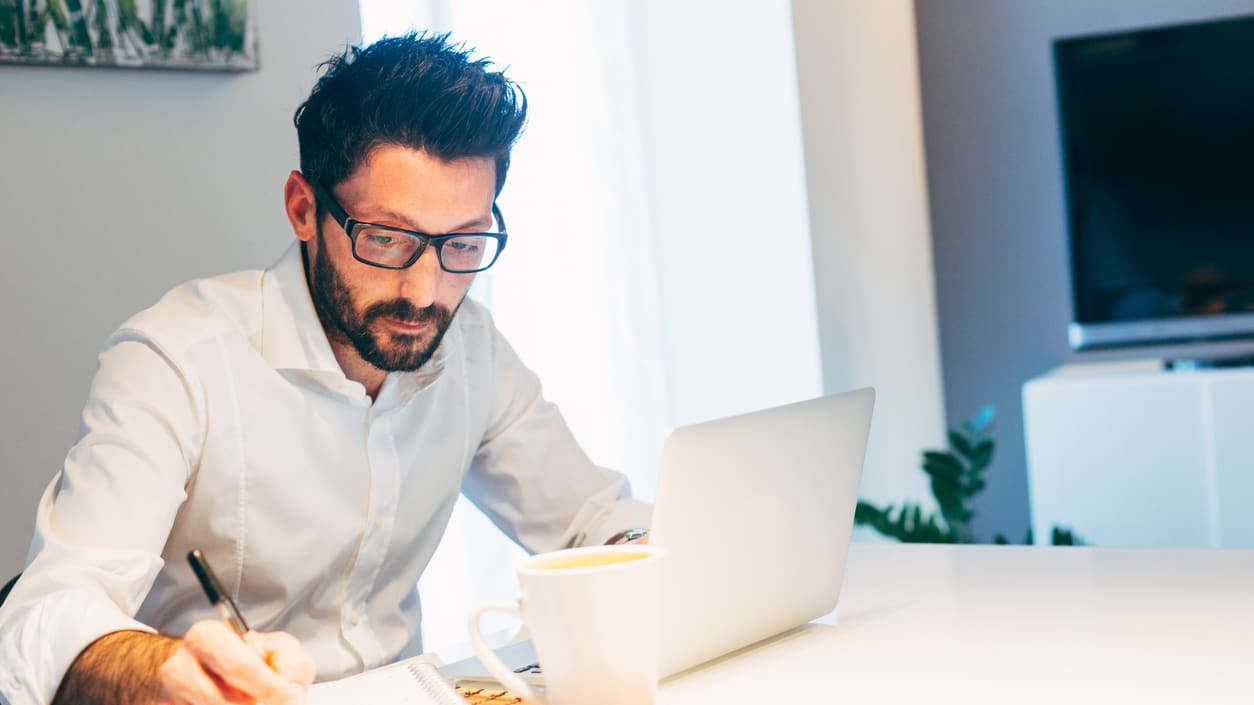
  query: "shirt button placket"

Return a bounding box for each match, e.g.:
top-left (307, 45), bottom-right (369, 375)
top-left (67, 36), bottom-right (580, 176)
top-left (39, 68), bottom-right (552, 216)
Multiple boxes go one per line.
top-left (342, 405), bottom-right (375, 658)
top-left (343, 405), bottom-right (399, 666)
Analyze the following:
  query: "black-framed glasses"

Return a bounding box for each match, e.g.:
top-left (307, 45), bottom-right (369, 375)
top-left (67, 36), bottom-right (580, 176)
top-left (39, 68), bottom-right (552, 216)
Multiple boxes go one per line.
top-left (312, 181), bottom-right (508, 273)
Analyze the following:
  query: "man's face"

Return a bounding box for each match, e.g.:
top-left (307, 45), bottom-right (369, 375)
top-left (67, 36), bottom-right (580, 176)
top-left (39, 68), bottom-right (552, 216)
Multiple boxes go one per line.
top-left (304, 145), bottom-right (497, 372)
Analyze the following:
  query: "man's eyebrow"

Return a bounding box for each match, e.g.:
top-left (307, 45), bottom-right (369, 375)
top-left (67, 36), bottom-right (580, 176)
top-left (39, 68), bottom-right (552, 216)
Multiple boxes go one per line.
top-left (365, 207), bottom-right (493, 233)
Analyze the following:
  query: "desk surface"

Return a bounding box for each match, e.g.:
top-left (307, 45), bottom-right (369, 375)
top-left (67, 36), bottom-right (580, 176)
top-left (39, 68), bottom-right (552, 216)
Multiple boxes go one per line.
top-left (658, 543), bottom-right (1254, 704)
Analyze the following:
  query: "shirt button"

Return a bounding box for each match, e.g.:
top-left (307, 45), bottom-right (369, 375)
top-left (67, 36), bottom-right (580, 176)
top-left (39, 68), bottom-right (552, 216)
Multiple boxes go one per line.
top-left (349, 610), bottom-right (361, 626)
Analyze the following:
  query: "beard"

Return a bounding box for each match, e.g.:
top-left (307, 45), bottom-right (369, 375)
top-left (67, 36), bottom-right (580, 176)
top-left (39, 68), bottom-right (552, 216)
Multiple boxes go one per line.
top-left (308, 223), bottom-right (458, 372)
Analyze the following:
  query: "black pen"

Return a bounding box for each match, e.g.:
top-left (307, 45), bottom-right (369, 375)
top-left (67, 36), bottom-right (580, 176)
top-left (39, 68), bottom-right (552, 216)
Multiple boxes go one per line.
top-left (188, 549), bottom-right (251, 636)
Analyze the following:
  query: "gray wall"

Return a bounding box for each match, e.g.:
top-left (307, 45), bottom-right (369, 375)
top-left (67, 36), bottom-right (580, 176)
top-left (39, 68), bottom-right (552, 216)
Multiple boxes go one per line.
top-left (915, 0), bottom-right (1254, 541)
top-left (0, 0), bottom-right (362, 579)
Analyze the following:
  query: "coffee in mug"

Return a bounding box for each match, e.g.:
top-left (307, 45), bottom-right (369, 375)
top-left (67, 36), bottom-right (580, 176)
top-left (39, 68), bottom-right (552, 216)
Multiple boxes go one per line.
top-left (468, 544), bottom-right (665, 705)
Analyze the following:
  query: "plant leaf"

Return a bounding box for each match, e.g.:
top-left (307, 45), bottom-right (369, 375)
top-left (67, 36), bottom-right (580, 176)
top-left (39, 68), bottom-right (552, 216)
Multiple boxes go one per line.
top-left (1051, 526), bottom-right (1084, 546)
top-left (922, 451), bottom-right (963, 481)
top-left (968, 441), bottom-right (995, 471)
top-left (948, 430), bottom-right (975, 460)
top-left (853, 500), bottom-right (877, 525)
top-left (970, 405), bottom-right (995, 435)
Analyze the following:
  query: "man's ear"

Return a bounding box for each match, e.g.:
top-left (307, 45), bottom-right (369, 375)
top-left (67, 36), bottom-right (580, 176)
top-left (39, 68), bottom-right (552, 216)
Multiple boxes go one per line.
top-left (284, 171), bottom-right (318, 243)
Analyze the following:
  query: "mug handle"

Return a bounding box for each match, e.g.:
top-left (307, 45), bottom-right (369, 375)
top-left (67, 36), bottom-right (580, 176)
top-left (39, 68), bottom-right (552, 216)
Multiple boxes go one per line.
top-left (468, 602), bottom-right (546, 705)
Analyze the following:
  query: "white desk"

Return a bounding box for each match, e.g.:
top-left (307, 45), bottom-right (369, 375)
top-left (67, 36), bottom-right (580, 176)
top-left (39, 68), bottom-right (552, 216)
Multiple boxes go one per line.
top-left (658, 543), bottom-right (1254, 704)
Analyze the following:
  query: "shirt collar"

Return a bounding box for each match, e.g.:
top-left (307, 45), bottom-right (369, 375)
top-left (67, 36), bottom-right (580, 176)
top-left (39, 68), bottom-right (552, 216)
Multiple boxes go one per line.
top-left (260, 242), bottom-right (451, 402)
top-left (261, 242), bottom-right (343, 376)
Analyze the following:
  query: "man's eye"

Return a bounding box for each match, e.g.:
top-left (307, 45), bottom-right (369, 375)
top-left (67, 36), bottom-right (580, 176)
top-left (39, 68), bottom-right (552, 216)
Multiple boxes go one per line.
top-left (447, 240), bottom-right (480, 252)
top-left (366, 232), bottom-right (400, 247)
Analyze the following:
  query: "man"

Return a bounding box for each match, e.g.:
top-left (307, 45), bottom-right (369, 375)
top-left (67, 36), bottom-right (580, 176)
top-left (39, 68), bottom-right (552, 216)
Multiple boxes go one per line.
top-left (0, 33), bottom-right (650, 705)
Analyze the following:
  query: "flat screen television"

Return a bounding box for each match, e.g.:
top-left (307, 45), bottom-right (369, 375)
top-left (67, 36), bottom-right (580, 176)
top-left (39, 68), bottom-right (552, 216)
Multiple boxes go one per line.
top-left (1055, 15), bottom-right (1254, 351)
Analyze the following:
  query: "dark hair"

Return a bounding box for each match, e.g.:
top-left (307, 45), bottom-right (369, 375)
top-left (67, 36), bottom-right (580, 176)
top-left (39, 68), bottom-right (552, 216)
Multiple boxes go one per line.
top-left (294, 32), bottom-right (527, 196)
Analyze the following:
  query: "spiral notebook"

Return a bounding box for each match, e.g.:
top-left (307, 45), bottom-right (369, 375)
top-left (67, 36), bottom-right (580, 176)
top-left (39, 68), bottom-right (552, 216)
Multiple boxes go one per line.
top-left (308, 658), bottom-right (465, 705)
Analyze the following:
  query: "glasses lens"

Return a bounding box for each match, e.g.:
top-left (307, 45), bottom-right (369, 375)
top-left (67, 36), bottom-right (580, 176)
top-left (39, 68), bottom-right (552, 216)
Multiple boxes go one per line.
top-left (441, 235), bottom-right (501, 272)
top-left (354, 226), bottom-right (423, 266)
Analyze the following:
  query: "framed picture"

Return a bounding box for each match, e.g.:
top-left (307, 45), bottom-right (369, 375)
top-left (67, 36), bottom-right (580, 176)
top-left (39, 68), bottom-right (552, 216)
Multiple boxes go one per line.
top-left (0, 1), bottom-right (257, 71)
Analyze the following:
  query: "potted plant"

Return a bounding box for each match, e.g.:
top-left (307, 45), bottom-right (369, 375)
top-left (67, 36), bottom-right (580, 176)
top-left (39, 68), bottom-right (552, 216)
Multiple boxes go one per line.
top-left (854, 407), bottom-right (1083, 545)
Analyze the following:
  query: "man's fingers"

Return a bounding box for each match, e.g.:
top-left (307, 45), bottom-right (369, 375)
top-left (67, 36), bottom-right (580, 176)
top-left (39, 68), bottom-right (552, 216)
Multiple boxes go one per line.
top-left (159, 646), bottom-right (242, 705)
top-left (167, 620), bottom-right (313, 705)
top-left (182, 621), bottom-right (291, 699)
top-left (246, 630), bottom-right (317, 685)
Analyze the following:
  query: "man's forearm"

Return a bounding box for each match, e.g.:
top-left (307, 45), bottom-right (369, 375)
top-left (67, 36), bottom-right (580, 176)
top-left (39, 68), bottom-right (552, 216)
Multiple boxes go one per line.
top-left (52, 630), bottom-right (179, 705)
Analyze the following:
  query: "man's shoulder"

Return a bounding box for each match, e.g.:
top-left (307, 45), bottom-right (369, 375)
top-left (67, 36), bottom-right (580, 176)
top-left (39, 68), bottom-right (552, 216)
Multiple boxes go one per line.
top-left (450, 296), bottom-right (532, 374)
top-left (111, 268), bottom-right (266, 360)
top-left (454, 296), bottom-right (493, 334)
top-left (450, 296), bottom-right (504, 352)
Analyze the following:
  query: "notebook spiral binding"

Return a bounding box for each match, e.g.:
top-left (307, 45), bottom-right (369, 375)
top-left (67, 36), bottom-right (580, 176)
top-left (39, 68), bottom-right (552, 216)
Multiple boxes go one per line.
top-left (406, 660), bottom-right (467, 705)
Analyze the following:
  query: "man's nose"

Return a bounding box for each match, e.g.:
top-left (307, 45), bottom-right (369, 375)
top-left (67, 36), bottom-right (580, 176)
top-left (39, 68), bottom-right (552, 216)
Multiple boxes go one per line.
top-left (399, 245), bottom-right (441, 308)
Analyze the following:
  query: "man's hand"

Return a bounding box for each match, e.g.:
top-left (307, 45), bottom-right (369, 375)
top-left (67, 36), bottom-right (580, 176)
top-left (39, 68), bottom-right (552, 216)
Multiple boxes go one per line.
top-left (158, 621), bottom-right (315, 705)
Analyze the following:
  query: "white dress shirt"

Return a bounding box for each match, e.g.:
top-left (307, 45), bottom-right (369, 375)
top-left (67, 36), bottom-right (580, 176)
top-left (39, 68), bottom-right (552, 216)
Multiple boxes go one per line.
top-left (0, 243), bottom-right (650, 705)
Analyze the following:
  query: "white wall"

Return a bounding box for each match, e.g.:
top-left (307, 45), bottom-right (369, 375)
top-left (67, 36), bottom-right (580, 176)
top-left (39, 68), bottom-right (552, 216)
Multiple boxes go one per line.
top-left (791, 0), bottom-right (948, 514)
top-left (356, 0), bottom-right (828, 653)
top-left (0, 0), bottom-right (363, 579)
top-left (626, 0), bottom-right (826, 427)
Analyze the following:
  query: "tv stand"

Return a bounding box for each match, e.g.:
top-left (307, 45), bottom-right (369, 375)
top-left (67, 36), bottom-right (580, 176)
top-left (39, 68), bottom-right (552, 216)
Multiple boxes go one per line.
top-left (1022, 359), bottom-right (1254, 548)
top-left (1167, 354), bottom-right (1254, 370)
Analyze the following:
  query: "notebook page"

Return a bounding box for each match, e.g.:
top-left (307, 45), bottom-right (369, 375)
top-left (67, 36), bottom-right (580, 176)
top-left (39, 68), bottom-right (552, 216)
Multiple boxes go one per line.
top-left (308, 659), bottom-right (464, 705)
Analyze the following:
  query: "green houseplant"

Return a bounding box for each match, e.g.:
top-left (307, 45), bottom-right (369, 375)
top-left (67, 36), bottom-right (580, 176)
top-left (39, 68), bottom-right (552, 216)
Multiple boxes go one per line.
top-left (854, 407), bottom-right (1083, 546)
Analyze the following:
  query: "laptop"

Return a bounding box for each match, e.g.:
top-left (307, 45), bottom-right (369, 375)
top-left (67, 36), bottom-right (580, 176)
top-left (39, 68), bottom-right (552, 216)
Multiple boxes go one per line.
top-left (441, 387), bottom-right (875, 683)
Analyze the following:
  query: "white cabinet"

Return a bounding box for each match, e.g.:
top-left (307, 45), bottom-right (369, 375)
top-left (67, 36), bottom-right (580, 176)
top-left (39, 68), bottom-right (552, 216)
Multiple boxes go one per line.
top-left (1022, 360), bottom-right (1254, 548)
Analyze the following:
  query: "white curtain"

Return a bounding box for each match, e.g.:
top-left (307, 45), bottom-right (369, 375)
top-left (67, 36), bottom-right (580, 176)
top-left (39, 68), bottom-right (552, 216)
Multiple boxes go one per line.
top-left (359, 0), bottom-right (671, 656)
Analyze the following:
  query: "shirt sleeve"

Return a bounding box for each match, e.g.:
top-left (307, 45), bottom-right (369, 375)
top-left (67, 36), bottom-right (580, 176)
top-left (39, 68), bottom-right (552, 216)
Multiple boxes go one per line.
top-left (460, 320), bottom-right (651, 554)
top-left (0, 334), bottom-right (203, 705)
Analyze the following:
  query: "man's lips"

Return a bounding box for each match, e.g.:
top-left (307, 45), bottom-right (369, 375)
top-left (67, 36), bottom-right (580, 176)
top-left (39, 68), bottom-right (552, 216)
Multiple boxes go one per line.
top-left (381, 317), bottom-right (431, 333)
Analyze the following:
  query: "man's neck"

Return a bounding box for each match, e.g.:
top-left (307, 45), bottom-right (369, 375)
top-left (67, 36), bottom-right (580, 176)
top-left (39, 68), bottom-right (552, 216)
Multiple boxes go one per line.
top-left (328, 339), bottom-right (386, 400)
top-left (301, 242), bottom-right (386, 399)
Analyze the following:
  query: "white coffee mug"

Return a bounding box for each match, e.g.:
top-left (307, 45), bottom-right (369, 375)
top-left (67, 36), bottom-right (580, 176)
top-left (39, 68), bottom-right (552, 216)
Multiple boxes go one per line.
top-left (468, 544), bottom-right (665, 705)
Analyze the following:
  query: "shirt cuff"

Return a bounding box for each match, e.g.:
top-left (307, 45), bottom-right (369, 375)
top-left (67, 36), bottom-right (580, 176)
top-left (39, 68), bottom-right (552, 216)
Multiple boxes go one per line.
top-left (0, 590), bottom-right (155, 705)
top-left (576, 498), bottom-right (654, 548)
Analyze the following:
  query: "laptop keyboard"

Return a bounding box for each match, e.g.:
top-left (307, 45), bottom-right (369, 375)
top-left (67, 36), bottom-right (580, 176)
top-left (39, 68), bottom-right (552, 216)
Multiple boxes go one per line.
top-left (512, 662), bottom-right (542, 676)
top-left (450, 662), bottom-right (542, 703)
